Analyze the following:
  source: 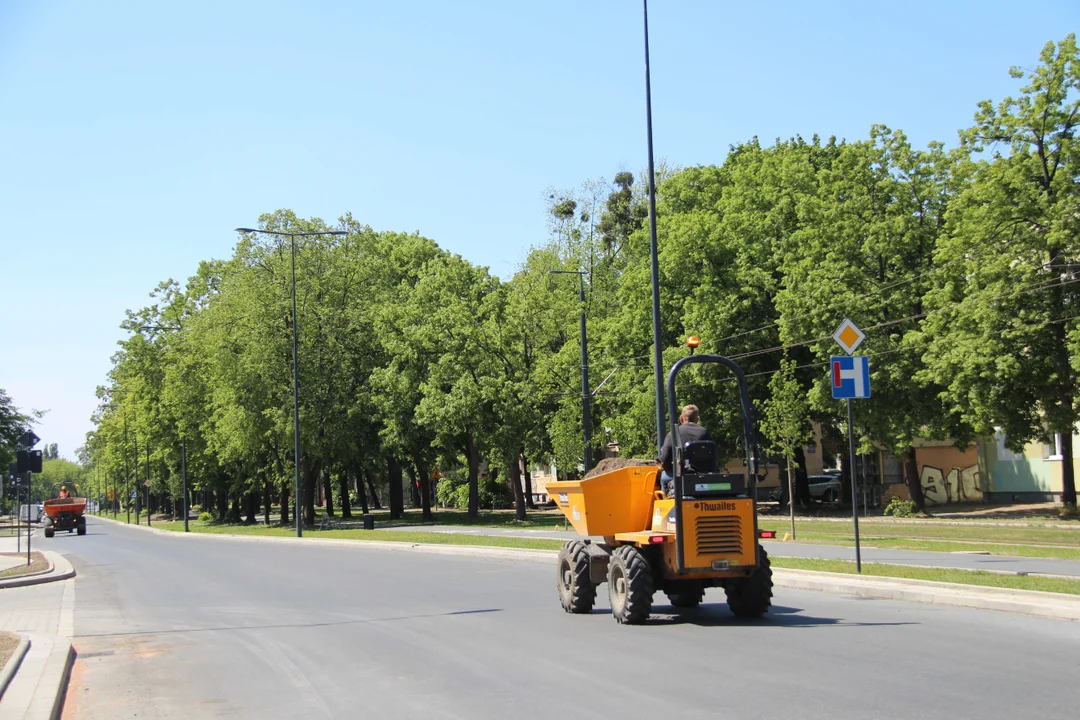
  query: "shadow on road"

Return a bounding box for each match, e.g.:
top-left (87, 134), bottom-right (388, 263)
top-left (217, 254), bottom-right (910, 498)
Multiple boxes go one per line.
top-left (73, 608), bottom-right (503, 639)
top-left (645, 603), bottom-right (918, 629)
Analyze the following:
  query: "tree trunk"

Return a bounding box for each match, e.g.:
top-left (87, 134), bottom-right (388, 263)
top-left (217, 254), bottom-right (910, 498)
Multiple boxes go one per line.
top-left (388, 457), bottom-right (404, 520)
top-left (465, 432), bottom-right (479, 520)
top-left (339, 472), bottom-right (352, 519)
top-left (366, 469), bottom-right (381, 509)
top-left (793, 446), bottom-right (812, 509)
top-left (216, 487), bottom-right (228, 522)
top-left (279, 480), bottom-right (289, 526)
top-left (510, 455), bottom-right (526, 521)
top-left (244, 491), bottom-right (257, 525)
top-left (302, 457), bottom-right (320, 526)
top-left (229, 495), bottom-right (242, 524)
top-left (904, 447), bottom-right (926, 514)
top-left (777, 457), bottom-right (791, 509)
top-left (413, 460), bottom-right (433, 522)
top-left (356, 468), bottom-right (370, 515)
top-left (1060, 431), bottom-right (1077, 509)
top-left (323, 469), bottom-right (335, 517)
top-left (406, 465), bottom-right (421, 508)
top-left (263, 474), bottom-right (272, 525)
top-left (522, 448), bottom-right (536, 509)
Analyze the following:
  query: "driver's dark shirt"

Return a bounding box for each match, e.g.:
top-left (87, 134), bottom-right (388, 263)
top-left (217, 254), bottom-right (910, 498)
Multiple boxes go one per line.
top-left (659, 422), bottom-right (712, 474)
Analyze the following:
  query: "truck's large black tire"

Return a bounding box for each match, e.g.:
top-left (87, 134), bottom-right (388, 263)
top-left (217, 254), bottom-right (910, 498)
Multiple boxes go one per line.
top-left (76, 517), bottom-right (86, 536)
top-left (608, 545), bottom-right (654, 625)
top-left (557, 541), bottom-right (596, 614)
top-left (44, 527), bottom-right (54, 538)
top-left (665, 581), bottom-right (705, 608)
top-left (725, 547), bottom-right (773, 618)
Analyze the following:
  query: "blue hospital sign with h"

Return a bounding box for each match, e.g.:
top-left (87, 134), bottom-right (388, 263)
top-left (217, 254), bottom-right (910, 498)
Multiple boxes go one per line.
top-left (831, 355), bottom-right (871, 399)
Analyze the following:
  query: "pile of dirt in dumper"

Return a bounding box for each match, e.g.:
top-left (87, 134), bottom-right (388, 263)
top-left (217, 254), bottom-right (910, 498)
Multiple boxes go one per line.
top-left (584, 457), bottom-right (659, 479)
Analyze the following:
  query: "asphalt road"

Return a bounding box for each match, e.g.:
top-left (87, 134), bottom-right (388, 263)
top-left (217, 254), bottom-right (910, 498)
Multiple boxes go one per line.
top-left (57, 516), bottom-right (1079, 720)
top-left (374, 523), bottom-right (1080, 577)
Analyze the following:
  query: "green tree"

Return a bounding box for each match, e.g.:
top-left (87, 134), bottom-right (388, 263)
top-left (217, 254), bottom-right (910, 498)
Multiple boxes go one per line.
top-left (919, 35), bottom-right (1080, 513)
top-left (759, 359), bottom-right (813, 535)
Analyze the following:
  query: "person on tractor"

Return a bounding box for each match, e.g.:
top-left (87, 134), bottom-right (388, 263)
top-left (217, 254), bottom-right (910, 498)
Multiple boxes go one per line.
top-left (659, 404), bottom-right (713, 496)
top-left (58, 486), bottom-right (70, 499)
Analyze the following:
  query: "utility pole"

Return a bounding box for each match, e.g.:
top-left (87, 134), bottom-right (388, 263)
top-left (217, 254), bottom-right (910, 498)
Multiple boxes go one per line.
top-left (643, 0), bottom-right (666, 457)
top-left (181, 437), bottom-right (189, 532)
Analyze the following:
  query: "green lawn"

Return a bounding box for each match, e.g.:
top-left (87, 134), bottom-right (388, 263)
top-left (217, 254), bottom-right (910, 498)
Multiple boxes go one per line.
top-left (759, 518), bottom-right (1080, 560)
top-left (771, 557), bottom-right (1080, 595)
top-left (100, 515), bottom-right (566, 551)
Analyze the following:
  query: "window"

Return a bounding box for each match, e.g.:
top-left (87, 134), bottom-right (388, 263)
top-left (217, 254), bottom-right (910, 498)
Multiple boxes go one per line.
top-left (1042, 434), bottom-right (1063, 461)
top-left (995, 430), bottom-right (1025, 462)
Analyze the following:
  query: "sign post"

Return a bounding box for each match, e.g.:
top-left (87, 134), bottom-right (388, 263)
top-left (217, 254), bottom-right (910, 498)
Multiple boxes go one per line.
top-left (17, 431), bottom-right (41, 566)
top-left (831, 319), bottom-right (870, 572)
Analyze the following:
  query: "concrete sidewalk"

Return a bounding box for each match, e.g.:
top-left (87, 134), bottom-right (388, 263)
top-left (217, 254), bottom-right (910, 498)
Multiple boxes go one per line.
top-left (369, 523), bottom-right (1080, 578)
top-left (0, 534), bottom-right (76, 719)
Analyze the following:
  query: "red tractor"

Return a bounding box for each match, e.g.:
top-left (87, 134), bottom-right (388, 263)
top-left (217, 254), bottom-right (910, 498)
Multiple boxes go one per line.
top-left (43, 485), bottom-right (87, 537)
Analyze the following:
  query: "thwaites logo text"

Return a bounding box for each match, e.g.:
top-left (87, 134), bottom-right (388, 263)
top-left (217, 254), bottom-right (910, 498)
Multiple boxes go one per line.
top-left (696, 501), bottom-right (737, 512)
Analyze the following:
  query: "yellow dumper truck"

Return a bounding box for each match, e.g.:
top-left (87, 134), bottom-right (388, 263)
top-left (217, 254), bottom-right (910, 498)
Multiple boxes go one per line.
top-left (548, 355), bottom-right (775, 624)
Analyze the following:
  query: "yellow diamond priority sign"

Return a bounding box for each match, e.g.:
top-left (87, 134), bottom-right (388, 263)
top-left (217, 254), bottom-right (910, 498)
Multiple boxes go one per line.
top-left (833, 318), bottom-right (865, 355)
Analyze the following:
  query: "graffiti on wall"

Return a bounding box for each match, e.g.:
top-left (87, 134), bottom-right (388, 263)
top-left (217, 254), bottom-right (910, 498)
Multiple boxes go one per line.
top-left (920, 464), bottom-right (982, 505)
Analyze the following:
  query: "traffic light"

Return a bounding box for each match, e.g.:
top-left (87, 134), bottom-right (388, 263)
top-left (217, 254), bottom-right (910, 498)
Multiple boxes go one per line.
top-left (30, 450), bottom-right (42, 474)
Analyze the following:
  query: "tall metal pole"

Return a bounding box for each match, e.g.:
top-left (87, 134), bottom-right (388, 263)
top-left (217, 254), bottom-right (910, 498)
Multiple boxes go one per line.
top-left (146, 443), bottom-right (151, 526)
top-left (124, 413), bottom-right (131, 524)
top-left (26, 470), bottom-right (31, 565)
top-left (848, 399), bottom-right (862, 572)
top-left (291, 233), bottom-right (303, 538)
top-left (182, 437), bottom-right (189, 532)
top-left (643, 0), bottom-right (666, 456)
top-left (578, 274), bottom-right (592, 473)
top-left (133, 413), bottom-right (140, 526)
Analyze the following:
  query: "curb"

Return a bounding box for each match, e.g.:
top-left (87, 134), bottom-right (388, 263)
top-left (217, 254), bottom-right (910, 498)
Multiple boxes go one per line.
top-left (0, 634), bottom-right (74, 720)
top-left (772, 568), bottom-right (1080, 621)
top-left (95, 515), bottom-right (1080, 621)
top-left (0, 633), bottom-right (30, 700)
top-left (0, 553), bottom-right (75, 591)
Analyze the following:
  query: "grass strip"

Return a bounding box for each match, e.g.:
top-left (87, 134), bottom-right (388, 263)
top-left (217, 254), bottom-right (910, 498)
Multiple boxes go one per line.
top-left (0, 551), bottom-right (48, 578)
top-left (104, 516), bottom-right (566, 551)
top-left (771, 556), bottom-right (1080, 595)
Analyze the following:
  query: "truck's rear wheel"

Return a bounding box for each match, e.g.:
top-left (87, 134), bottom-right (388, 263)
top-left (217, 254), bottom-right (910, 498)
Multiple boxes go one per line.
top-left (608, 545), bottom-right (653, 625)
top-left (725, 547), bottom-right (773, 618)
top-left (557, 541), bottom-right (596, 614)
top-left (76, 517), bottom-right (86, 536)
top-left (44, 527), bottom-right (54, 538)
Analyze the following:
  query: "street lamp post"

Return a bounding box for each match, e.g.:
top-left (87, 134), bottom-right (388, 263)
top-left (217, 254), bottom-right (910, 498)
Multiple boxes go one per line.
top-left (181, 436), bottom-right (188, 532)
top-left (550, 270), bottom-right (593, 474)
top-left (235, 226), bottom-right (348, 538)
top-left (643, 0), bottom-right (666, 457)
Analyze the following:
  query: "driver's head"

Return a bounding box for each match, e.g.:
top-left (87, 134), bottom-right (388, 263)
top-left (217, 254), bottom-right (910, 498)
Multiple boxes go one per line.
top-left (680, 405), bottom-right (699, 424)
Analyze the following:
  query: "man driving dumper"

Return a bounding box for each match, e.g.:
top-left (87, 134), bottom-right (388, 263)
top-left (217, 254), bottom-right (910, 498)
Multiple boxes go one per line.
top-left (659, 404), bottom-right (712, 496)
top-left (58, 486), bottom-right (70, 499)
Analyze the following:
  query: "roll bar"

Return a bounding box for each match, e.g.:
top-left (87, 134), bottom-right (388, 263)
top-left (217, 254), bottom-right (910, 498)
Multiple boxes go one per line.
top-left (665, 354), bottom-right (759, 573)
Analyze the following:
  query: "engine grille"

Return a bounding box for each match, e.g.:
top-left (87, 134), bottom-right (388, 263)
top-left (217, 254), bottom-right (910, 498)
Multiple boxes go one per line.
top-left (695, 515), bottom-right (743, 556)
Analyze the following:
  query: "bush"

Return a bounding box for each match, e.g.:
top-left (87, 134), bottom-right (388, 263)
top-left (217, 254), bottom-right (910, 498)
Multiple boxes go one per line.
top-left (883, 497), bottom-right (916, 518)
top-left (197, 511), bottom-right (215, 524)
top-left (437, 472), bottom-right (513, 511)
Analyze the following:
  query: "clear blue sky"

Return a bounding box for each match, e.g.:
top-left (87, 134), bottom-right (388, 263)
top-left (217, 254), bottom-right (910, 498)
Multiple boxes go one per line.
top-left (1, 0), bottom-right (1076, 460)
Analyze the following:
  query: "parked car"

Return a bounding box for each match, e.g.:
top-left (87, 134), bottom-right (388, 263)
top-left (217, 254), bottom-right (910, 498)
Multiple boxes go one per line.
top-left (769, 473), bottom-right (842, 507)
